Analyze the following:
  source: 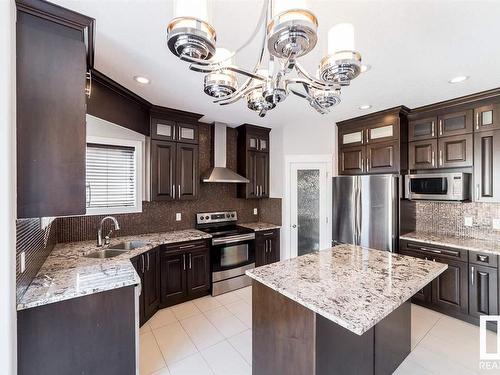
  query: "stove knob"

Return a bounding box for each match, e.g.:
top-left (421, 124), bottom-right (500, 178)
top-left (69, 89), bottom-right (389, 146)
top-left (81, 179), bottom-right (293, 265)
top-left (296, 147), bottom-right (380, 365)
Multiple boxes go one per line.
top-left (226, 214), bottom-right (230, 218)
top-left (231, 213), bottom-right (235, 218)
top-left (205, 216), bottom-right (209, 220)
top-left (200, 216), bottom-right (204, 220)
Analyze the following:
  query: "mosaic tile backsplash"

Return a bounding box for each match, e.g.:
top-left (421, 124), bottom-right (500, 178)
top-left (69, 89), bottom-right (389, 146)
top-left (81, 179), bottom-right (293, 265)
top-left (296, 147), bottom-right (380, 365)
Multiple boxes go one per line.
top-left (414, 201), bottom-right (500, 241)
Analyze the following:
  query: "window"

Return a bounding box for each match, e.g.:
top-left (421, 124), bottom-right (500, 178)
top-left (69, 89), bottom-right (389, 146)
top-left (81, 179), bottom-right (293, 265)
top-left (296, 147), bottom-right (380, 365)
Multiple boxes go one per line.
top-left (85, 139), bottom-right (142, 215)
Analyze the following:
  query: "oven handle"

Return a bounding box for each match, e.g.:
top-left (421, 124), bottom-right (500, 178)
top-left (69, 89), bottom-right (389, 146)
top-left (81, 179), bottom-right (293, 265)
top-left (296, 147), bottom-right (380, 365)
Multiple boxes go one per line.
top-left (212, 233), bottom-right (256, 245)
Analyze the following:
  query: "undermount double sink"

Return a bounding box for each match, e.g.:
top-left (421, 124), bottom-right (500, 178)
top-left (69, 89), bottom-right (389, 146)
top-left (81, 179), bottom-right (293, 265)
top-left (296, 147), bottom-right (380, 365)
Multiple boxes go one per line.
top-left (84, 240), bottom-right (150, 259)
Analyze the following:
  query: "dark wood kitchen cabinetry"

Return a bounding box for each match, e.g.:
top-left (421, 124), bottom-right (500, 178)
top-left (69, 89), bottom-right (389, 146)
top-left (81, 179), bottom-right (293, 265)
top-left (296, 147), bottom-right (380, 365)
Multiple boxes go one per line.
top-left (474, 103), bottom-right (500, 132)
top-left (132, 247), bottom-right (161, 326)
top-left (337, 106), bottom-right (409, 175)
top-left (16, 1), bottom-right (95, 218)
top-left (400, 239), bottom-right (499, 327)
top-left (474, 130), bottom-right (500, 202)
top-left (255, 229), bottom-right (280, 267)
top-left (150, 107), bottom-right (202, 201)
top-left (237, 124), bottom-right (271, 198)
top-left (160, 240), bottom-right (210, 307)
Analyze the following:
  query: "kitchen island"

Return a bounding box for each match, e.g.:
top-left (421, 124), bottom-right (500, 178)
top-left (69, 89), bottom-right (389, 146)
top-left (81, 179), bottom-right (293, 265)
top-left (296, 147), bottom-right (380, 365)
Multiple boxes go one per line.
top-left (246, 244), bottom-right (447, 375)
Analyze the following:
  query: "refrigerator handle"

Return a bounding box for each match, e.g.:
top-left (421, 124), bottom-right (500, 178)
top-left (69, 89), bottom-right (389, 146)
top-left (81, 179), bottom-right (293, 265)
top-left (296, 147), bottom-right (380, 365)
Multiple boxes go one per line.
top-left (355, 179), bottom-right (361, 245)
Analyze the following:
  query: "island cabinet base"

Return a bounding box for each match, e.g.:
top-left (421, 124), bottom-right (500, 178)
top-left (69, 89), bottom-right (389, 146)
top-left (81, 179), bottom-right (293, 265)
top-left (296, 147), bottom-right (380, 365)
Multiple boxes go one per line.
top-left (252, 281), bottom-right (411, 375)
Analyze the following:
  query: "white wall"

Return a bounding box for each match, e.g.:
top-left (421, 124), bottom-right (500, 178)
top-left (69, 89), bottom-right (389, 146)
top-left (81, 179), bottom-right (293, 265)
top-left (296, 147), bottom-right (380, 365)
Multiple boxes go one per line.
top-left (0, 0), bottom-right (17, 373)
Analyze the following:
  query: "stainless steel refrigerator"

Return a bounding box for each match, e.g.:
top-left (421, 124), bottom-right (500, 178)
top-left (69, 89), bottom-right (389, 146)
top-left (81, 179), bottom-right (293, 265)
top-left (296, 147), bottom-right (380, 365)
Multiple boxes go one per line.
top-left (332, 175), bottom-right (399, 252)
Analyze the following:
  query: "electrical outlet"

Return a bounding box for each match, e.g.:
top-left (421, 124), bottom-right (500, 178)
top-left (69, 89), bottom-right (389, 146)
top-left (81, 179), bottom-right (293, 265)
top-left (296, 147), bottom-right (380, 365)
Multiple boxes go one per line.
top-left (464, 217), bottom-right (473, 227)
top-left (253, 208), bottom-right (258, 215)
top-left (176, 213), bottom-right (182, 221)
top-left (493, 218), bottom-right (500, 230)
top-left (20, 252), bottom-right (26, 273)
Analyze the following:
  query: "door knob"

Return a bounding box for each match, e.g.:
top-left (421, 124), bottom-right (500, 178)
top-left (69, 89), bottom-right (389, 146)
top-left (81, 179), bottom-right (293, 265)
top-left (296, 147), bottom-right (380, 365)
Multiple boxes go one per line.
top-left (292, 224), bottom-right (297, 228)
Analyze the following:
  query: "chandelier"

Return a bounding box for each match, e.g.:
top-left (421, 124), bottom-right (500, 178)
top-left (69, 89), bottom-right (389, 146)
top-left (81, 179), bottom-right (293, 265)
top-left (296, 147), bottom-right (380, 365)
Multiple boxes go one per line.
top-left (166, 0), bottom-right (366, 117)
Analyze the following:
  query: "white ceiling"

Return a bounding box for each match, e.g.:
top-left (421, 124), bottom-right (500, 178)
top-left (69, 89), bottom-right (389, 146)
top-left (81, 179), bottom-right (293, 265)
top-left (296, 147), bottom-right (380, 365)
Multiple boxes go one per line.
top-left (53, 0), bottom-right (500, 129)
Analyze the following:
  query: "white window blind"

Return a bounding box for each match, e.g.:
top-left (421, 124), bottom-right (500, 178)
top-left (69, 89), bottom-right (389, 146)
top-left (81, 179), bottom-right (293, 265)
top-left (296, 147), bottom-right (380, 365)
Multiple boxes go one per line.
top-left (86, 143), bottom-right (136, 209)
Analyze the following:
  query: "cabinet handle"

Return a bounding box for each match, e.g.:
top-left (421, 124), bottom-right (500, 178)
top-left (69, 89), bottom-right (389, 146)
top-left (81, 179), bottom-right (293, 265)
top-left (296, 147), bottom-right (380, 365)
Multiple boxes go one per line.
top-left (183, 254), bottom-right (186, 270)
top-left (439, 150), bottom-right (443, 166)
top-left (367, 156), bottom-right (370, 172)
top-left (172, 185), bottom-right (175, 199)
top-left (85, 71), bottom-right (92, 98)
top-left (189, 253), bottom-right (192, 269)
top-left (180, 244), bottom-right (196, 250)
top-left (178, 185), bottom-right (181, 198)
top-left (361, 158), bottom-right (365, 172)
top-left (476, 112), bottom-right (480, 130)
top-left (471, 266), bottom-right (474, 286)
top-left (431, 121), bottom-right (435, 137)
top-left (263, 232), bottom-right (274, 236)
top-left (431, 151), bottom-right (435, 166)
top-left (269, 240), bottom-right (272, 254)
top-left (478, 255), bottom-right (488, 262)
top-left (141, 254), bottom-right (145, 274)
top-left (439, 120), bottom-right (443, 135)
top-left (476, 184), bottom-right (480, 201)
top-left (147, 253), bottom-right (150, 271)
top-left (366, 129), bottom-right (369, 144)
top-left (264, 240), bottom-right (268, 253)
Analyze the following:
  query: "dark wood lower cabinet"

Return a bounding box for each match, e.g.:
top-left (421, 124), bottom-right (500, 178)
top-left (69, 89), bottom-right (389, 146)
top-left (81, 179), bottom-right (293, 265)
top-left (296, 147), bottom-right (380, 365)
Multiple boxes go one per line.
top-left (255, 229), bottom-right (280, 267)
top-left (161, 240), bottom-right (210, 307)
top-left (469, 264), bottom-right (498, 318)
top-left (132, 248), bottom-right (161, 326)
top-left (431, 257), bottom-right (468, 315)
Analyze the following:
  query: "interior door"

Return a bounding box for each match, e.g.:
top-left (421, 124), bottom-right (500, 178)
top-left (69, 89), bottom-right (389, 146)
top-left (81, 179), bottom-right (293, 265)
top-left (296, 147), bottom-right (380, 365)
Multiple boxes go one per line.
top-left (290, 162), bottom-right (329, 257)
top-left (358, 175), bottom-right (398, 252)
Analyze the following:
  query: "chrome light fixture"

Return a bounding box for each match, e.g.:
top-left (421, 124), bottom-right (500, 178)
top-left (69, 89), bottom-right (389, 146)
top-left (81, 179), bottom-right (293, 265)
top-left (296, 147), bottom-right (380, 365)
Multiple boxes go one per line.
top-left (166, 0), bottom-right (367, 117)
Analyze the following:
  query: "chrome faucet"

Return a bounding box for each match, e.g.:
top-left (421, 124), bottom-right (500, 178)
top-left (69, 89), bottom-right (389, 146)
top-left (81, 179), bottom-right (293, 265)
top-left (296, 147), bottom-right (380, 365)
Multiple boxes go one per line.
top-left (97, 216), bottom-right (120, 247)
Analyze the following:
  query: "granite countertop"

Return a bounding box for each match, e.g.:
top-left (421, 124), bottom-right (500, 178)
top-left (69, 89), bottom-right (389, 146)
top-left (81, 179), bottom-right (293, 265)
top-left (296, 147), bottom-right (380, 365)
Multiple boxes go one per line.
top-left (17, 229), bottom-right (211, 311)
top-left (238, 222), bottom-right (281, 231)
top-left (246, 244), bottom-right (447, 336)
top-left (400, 232), bottom-right (500, 255)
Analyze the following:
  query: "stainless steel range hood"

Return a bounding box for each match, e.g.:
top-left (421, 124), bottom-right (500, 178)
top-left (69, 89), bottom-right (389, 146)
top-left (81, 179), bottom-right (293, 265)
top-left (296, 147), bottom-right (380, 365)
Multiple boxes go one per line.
top-left (203, 122), bottom-right (249, 183)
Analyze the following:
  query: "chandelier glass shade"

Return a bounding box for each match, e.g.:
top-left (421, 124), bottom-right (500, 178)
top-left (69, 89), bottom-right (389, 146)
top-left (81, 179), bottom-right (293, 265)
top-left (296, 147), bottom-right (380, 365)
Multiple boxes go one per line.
top-left (166, 0), bottom-right (366, 117)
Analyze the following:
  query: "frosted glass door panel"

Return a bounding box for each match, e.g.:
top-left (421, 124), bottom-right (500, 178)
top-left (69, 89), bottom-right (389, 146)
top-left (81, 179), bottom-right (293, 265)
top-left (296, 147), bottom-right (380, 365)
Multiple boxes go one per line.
top-left (297, 169), bottom-right (320, 256)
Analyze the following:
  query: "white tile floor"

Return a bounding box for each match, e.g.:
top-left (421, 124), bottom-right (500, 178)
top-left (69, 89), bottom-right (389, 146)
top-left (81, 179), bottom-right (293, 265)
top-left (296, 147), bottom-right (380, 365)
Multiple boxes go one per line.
top-left (140, 287), bottom-right (500, 375)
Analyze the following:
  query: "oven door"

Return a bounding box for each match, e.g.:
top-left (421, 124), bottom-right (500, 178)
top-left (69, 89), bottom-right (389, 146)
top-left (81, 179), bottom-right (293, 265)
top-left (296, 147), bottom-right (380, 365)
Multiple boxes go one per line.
top-left (211, 238), bottom-right (255, 275)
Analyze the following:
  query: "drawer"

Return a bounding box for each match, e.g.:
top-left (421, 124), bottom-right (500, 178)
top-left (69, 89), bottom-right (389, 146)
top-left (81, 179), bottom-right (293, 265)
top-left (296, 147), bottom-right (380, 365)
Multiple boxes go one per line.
top-left (257, 229), bottom-right (278, 239)
top-left (163, 239), bottom-right (208, 253)
top-left (400, 240), bottom-right (468, 262)
top-left (469, 251), bottom-right (498, 268)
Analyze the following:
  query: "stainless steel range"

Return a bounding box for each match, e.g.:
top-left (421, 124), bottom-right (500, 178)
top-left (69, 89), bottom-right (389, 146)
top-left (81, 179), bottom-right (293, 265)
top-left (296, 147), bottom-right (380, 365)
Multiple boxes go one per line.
top-left (196, 211), bottom-right (255, 296)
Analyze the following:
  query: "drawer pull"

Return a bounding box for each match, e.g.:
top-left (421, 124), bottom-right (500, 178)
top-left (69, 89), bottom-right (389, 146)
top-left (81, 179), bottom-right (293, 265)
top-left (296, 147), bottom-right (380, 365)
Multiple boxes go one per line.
top-left (179, 244), bottom-right (196, 249)
top-left (263, 232), bottom-right (274, 236)
top-left (471, 266), bottom-right (474, 286)
top-left (477, 255), bottom-right (488, 262)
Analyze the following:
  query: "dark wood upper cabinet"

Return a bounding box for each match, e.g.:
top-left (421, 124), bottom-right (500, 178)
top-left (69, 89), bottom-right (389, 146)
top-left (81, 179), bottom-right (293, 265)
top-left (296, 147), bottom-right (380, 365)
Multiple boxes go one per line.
top-left (469, 264), bottom-right (498, 318)
top-left (409, 139), bottom-right (437, 170)
top-left (151, 140), bottom-right (176, 201)
top-left (151, 119), bottom-right (176, 141)
top-left (340, 145), bottom-right (366, 175)
top-left (474, 104), bottom-right (500, 132)
top-left (176, 143), bottom-right (199, 200)
top-left (437, 134), bottom-right (473, 168)
top-left (237, 124), bottom-right (271, 199)
top-left (337, 106), bottom-right (409, 175)
top-left (177, 122), bottom-right (199, 144)
top-left (474, 130), bottom-right (500, 202)
top-left (16, 4), bottom-right (94, 218)
top-left (408, 116), bottom-right (437, 141)
top-left (437, 110), bottom-right (473, 137)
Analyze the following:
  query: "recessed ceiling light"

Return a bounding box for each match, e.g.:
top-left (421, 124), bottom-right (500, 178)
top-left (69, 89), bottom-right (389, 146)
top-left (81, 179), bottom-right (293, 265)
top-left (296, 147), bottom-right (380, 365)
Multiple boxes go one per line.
top-left (134, 76), bottom-right (150, 84)
top-left (359, 104), bottom-right (372, 110)
top-left (448, 75), bottom-right (469, 84)
top-left (360, 64), bottom-right (371, 73)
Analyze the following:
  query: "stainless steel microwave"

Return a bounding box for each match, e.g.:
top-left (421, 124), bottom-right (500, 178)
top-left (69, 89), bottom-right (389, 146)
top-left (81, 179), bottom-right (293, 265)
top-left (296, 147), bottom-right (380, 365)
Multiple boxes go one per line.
top-left (405, 173), bottom-right (471, 201)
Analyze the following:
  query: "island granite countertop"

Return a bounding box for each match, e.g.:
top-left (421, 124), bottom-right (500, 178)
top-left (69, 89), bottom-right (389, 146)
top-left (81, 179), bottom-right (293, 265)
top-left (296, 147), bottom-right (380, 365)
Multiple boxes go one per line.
top-left (238, 222), bottom-right (281, 231)
top-left (400, 231), bottom-right (500, 255)
top-left (246, 244), bottom-right (447, 335)
top-left (17, 229), bottom-right (211, 311)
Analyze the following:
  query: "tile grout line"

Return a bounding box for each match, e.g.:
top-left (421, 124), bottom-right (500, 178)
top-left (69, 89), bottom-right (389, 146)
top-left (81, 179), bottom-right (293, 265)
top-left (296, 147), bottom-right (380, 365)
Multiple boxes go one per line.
top-left (413, 313), bottom-right (443, 351)
top-left (149, 325), bottom-right (171, 375)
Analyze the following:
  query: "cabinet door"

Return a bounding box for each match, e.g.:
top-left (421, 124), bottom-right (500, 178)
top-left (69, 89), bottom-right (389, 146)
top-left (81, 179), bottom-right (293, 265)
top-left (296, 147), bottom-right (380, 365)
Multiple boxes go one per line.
top-left (409, 117), bottom-right (437, 141)
top-left (187, 248), bottom-right (211, 299)
top-left (151, 140), bottom-right (176, 201)
top-left (247, 134), bottom-right (260, 151)
top-left (17, 12), bottom-right (87, 218)
top-left (431, 258), bottom-right (468, 315)
top-left (177, 122), bottom-right (199, 144)
top-left (258, 135), bottom-right (269, 152)
top-left (469, 264), bottom-right (498, 318)
top-left (437, 134), bottom-right (473, 168)
top-left (437, 110), bottom-right (473, 137)
top-left (151, 119), bottom-right (176, 141)
top-left (267, 230), bottom-right (280, 264)
top-left (255, 152), bottom-right (269, 198)
top-left (474, 104), bottom-right (500, 132)
top-left (131, 256), bottom-right (145, 326)
top-left (143, 248), bottom-right (161, 322)
top-left (409, 139), bottom-right (437, 170)
top-left (254, 236), bottom-right (267, 267)
top-left (366, 123), bottom-right (397, 144)
top-left (176, 143), bottom-right (198, 200)
top-left (474, 130), bottom-right (500, 202)
top-left (339, 129), bottom-right (365, 147)
top-left (161, 251), bottom-right (188, 307)
top-left (339, 145), bottom-right (366, 175)
top-left (366, 140), bottom-right (399, 173)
